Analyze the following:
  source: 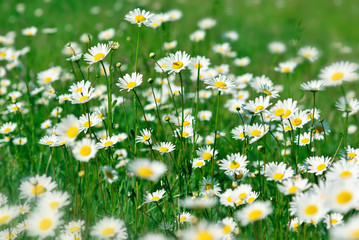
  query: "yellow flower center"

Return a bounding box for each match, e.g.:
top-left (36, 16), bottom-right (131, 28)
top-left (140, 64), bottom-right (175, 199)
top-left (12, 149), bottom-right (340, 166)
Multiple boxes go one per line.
top-left (182, 121), bottom-right (190, 126)
top-left (292, 118), bottom-right (302, 126)
top-left (302, 138), bottom-right (310, 144)
top-left (0, 52), bottom-right (6, 57)
top-left (214, 81), bottom-right (227, 88)
top-left (239, 193), bottom-right (247, 199)
top-left (137, 167), bottom-right (153, 177)
top-left (263, 90), bottom-right (272, 95)
top-left (304, 53), bottom-right (311, 58)
top-left (182, 132), bottom-right (189, 137)
top-left (350, 230), bottom-right (359, 238)
top-left (348, 152), bottom-right (357, 158)
top-left (196, 231), bottom-right (214, 240)
top-left (304, 205), bottom-right (318, 216)
top-left (239, 132), bottom-right (246, 139)
top-left (152, 196), bottom-right (159, 201)
top-left (79, 146), bottom-right (91, 156)
top-left (39, 218), bottom-right (52, 230)
top-left (282, 110), bottom-right (292, 118)
top-left (337, 191), bottom-right (352, 204)
top-left (230, 162), bottom-right (240, 169)
top-left (331, 72), bottom-right (344, 81)
top-left (6, 234), bottom-right (14, 239)
top-left (79, 96), bottom-right (89, 103)
top-left (226, 196), bottom-right (233, 202)
top-left (3, 128), bottom-right (11, 133)
top-left (69, 226), bottom-right (81, 232)
top-left (223, 224), bottom-right (231, 234)
top-left (76, 87), bottom-right (83, 93)
top-left (32, 185), bottom-right (44, 195)
top-left (315, 126), bottom-right (324, 133)
top-left (50, 201), bottom-right (59, 209)
top-left (255, 105), bottom-right (264, 112)
top-left (102, 227), bottom-right (115, 236)
top-left (83, 121), bottom-right (93, 128)
top-left (247, 197), bottom-right (255, 203)
top-left (251, 130), bottom-right (261, 136)
top-left (235, 172), bottom-right (244, 180)
top-left (202, 152), bottom-right (212, 160)
top-left (205, 184), bottom-right (211, 190)
top-left (126, 81), bottom-right (137, 89)
top-left (0, 215), bottom-right (10, 224)
top-left (340, 171), bottom-right (352, 179)
top-left (93, 53), bottom-right (105, 61)
top-left (282, 67), bottom-right (291, 73)
top-left (180, 216), bottom-right (187, 221)
top-left (172, 61), bottom-right (184, 69)
top-left (159, 147), bottom-right (168, 152)
top-left (142, 135), bottom-right (150, 141)
top-left (273, 173), bottom-right (284, 180)
top-left (195, 161), bottom-right (204, 167)
top-left (288, 186), bottom-right (298, 193)
top-left (105, 170), bottom-right (114, 179)
top-left (330, 219), bottom-right (338, 224)
top-left (248, 210), bottom-right (262, 221)
top-left (316, 163), bottom-right (326, 171)
top-left (274, 108), bottom-right (284, 116)
top-left (134, 15), bottom-right (146, 23)
top-left (194, 63), bottom-right (203, 69)
top-left (44, 77), bottom-right (52, 83)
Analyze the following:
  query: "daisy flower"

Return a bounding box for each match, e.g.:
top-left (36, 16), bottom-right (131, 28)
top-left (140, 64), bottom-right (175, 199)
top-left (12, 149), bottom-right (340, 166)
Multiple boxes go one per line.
top-left (182, 196), bottom-right (217, 210)
top-left (198, 18), bottom-right (217, 29)
top-left (324, 213), bottom-right (344, 229)
top-left (0, 205), bottom-right (19, 226)
top-left (198, 110), bottom-right (212, 121)
top-left (180, 222), bottom-right (223, 240)
top-left (63, 220), bottom-right (85, 236)
top-left (244, 96), bottom-right (271, 114)
top-left (91, 217), bottom-right (127, 240)
top-left (56, 115), bottom-right (80, 142)
top-left (231, 125), bottom-right (247, 141)
top-left (144, 189), bottom-right (166, 203)
top-left (258, 84), bottom-right (280, 98)
top-left (236, 201), bottom-right (273, 225)
top-left (22, 26), bottom-right (37, 36)
top-left (163, 41), bottom-right (177, 50)
top-left (84, 43), bottom-right (111, 65)
top-left (295, 132), bottom-right (312, 146)
top-left (270, 98), bottom-right (298, 120)
top-left (278, 177), bottom-right (311, 195)
top-left (19, 175), bottom-right (57, 199)
top-left (178, 212), bottom-right (192, 223)
top-left (102, 166), bottom-right (119, 183)
top-left (268, 41), bottom-right (286, 53)
top-left (128, 159), bottom-right (167, 181)
top-left (116, 72), bottom-right (143, 92)
top-left (188, 56), bottom-right (211, 72)
top-left (0, 122), bottom-right (17, 134)
top-left (197, 145), bottom-right (218, 161)
top-left (192, 158), bottom-right (206, 169)
top-left (125, 8), bottom-right (154, 27)
top-left (98, 28), bottom-right (115, 40)
top-left (69, 81), bottom-right (96, 104)
top-left (319, 61), bottom-right (358, 86)
top-left (72, 138), bottom-right (98, 162)
top-left (288, 217), bottom-right (303, 232)
top-left (329, 182), bottom-right (359, 213)
top-left (219, 189), bottom-right (237, 207)
top-left (79, 112), bottom-right (102, 133)
top-left (300, 80), bottom-right (326, 92)
top-left (96, 136), bottom-right (118, 149)
top-left (336, 97), bottom-right (359, 116)
top-left (26, 208), bottom-right (63, 239)
top-left (219, 217), bottom-right (237, 237)
top-left (246, 191), bottom-right (260, 203)
top-left (326, 159), bottom-right (359, 182)
top-left (306, 156), bottom-right (331, 175)
top-left (233, 184), bottom-right (252, 201)
top-left (159, 51), bottom-right (191, 74)
top-left (330, 215), bottom-right (359, 239)
top-left (37, 68), bottom-right (60, 85)
top-left (274, 61), bottom-right (297, 73)
top-left (234, 57), bottom-right (250, 67)
top-left (245, 123), bottom-right (269, 143)
top-left (135, 128), bottom-right (152, 144)
top-left (37, 191), bottom-right (70, 211)
top-left (288, 110), bottom-right (310, 129)
top-left (153, 142), bottom-right (175, 155)
top-left (190, 30), bottom-right (206, 42)
top-left (219, 153), bottom-right (248, 176)
top-left (298, 46), bottom-right (320, 62)
top-left (200, 177), bottom-right (221, 196)
top-left (290, 192), bottom-right (328, 223)
top-left (205, 74), bottom-right (236, 91)
top-left (264, 162), bottom-right (294, 182)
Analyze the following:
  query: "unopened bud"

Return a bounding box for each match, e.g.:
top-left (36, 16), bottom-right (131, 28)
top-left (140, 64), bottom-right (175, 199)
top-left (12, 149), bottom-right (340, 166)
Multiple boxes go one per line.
top-left (78, 170), bottom-right (85, 177)
top-left (164, 116), bottom-right (170, 121)
top-left (149, 52), bottom-right (155, 58)
top-left (67, 42), bottom-right (71, 47)
top-left (116, 62), bottom-right (121, 68)
top-left (148, 78), bottom-right (153, 84)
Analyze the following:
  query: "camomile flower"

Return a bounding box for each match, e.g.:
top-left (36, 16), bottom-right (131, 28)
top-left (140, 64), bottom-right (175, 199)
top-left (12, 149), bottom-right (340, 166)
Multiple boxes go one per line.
top-left (69, 81), bottom-right (96, 104)
top-left (163, 41), bottom-right (177, 50)
top-left (245, 123), bottom-right (269, 143)
top-left (231, 125), bottom-right (247, 141)
top-left (63, 220), bottom-right (85, 236)
top-left (181, 196), bottom-right (217, 210)
top-left (72, 138), bottom-right (98, 162)
top-left (0, 228), bottom-right (18, 240)
top-left (19, 174), bottom-right (57, 199)
top-left (39, 135), bottom-right (61, 147)
top-left (234, 57), bottom-right (250, 67)
top-left (22, 26), bottom-right (37, 36)
top-left (96, 136), bottom-right (118, 149)
top-left (300, 80), bottom-right (325, 92)
top-left (125, 8), bottom-right (154, 27)
top-left (114, 133), bottom-right (128, 143)
top-left (268, 41), bottom-right (286, 53)
top-left (91, 217), bottom-right (127, 240)
top-left (278, 177), bottom-right (311, 195)
top-left (37, 191), bottom-right (70, 211)
top-left (180, 221), bottom-right (223, 240)
top-left (167, 9), bottom-right (182, 21)
top-left (198, 110), bottom-right (212, 121)
top-left (264, 162), bottom-right (294, 182)
top-left (298, 46), bottom-right (319, 62)
top-left (159, 51), bottom-right (191, 74)
top-left (219, 153), bottom-right (248, 176)
top-left (205, 74), bottom-right (236, 91)
top-left (274, 61), bottom-right (297, 73)
top-left (128, 159), bottom-right (167, 181)
top-left (233, 184), bottom-right (252, 201)
top-left (26, 208), bottom-right (63, 239)
top-left (192, 158), bottom-right (206, 169)
top-left (219, 189), bottom-right (237, 207)
top-left (178, 212), bottom-right (192, 223)
top-left (212, 43), bottom-right (231, 56)
top-left (79, 112), bottom-right (102, 133)
top-left (270, 98), bottom-right (298, 120)
top-left (330, 214), bottom-right (359, 240)
top-left (102, 166), bottom-right (119, 183)
top-left (197, 145), bottom-right (218, 161)
top-left (288, 217), bottom-right (303, 232)
top-left (258, 84), bottom-right (280, 98)
top-left (288, 110), bottom-right (310, 129)
top-left (56, 115), bottom-right (80, 142)
top-left (18, 202), bottom-right (30, 215)
top-left (153, 142), bottom-right (175, 155)
top-left (306, 156), bottom-right (331, 175)
top-left (0, 122), bottom-right (17, 134)
top-left (0, 205), bottom-right (19, 226)
top-left (84, 43), bottom-right (111, 65)
top-left (37, 67), bottom-right (61, 85)
top-left (135, 128), bottom-right (152, 144)
top-left (246, 191), bottom-right (260, 204)
top-left (144, 189), bottom-right (166, 203)
top-left (174, 126), bottom-right (193, 138)
top-left (329, 182), bottom-right (359, 213)
top-left (219, 217), bottom-right (237, 237)
top-left (201, 177), bottom-right (221, 196)
top-left (236, 201), bottom-right (273, 226)
top-left (326, 159), bottom-right (359, 182)
top-left (190, 30), bottom-right (206, 42)
top-left (343, 145), bottom-right (359, 162)
top-left (295, 132), bottom-right (312, 146)
top-left (116, 72), bottom-right (143, 92)
top-left (198, 18), bottom-right (217, 29)
top-left (98, 28), bottom-right (115, 40)
top-left (244, 96), bottom-right (271, 114)
top-left (13, 137), bottom-right (27, 145)
top-left (324, 213), bottom-right (344, 229)
top-left (336, 97), bottom-right (359, 116)
top-left (319, 61), bottom-right (358, 86)
top-left (188, 56), bottom-right (211, 72)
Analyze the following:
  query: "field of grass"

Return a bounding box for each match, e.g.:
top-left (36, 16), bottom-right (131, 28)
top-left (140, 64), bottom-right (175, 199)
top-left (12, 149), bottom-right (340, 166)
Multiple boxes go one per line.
top-left (1, 0), bottom-right (359, 239)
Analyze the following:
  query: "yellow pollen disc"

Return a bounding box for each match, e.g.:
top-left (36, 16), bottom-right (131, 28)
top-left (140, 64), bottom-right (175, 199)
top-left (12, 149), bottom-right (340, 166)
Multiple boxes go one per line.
top-left (102, 227), bottom-right (115, 236)
top-left (255, 105), bottom-right (264, 112)
top-left (273, 173), bottom-right (284, 180)
top-left (152, 196), bottom-right (159, 201)
top-left (196, 231), bottom-right (214, 240)
top-left (104, 141), bottom-right (113, 147)
top-left (350, 230), bottom-right (359, 238)
top-left (236, 199), bottom-right (244, 205)
top-left (223, 224), bottom-right (231, 234)
top-left (3, 128), bottom-right (11, 133)
top-left (263, 90), bottom-right (272, 95)
top-left (226, 196), bottom-right (232, 202)
top-left (195, 63), bottom-right (203, 69)
top-left (142, 135), bottom-right (150, 141)
top-left (172, 61), bottom-right (184, 69)
top-left (182, 121), bottom-right (190, 126)
top-left (159, 147), bottom-right (168, 152)
top-left (248, 210), bottom-right (262, 221)
top-left (274, 108), bottom-right (284, 116)
top-left (282, 67), bottom-right (291, 73)
top-left (239, 132), bottom-right (246, 139)
top-left (316, 163), bottom-right (326, 171)
top-left (315, 126), bottom-right (323, 133)
top-left (67, 126), bottom-right (78, 138)
top-left (105, 170), bottom-right (114, 179)
top-left (79, 146), bottom-right (91, 156)
top-left (330, 219), bottom-right (338, 224)
top-left (348, 152), bottom-right (357, 158)
top-left (98, 114), bottom-right (104, 119)
top-left (155, 98), bottom-right (161, 102)
top-left (238, 94), bottom-right (244, 99)
top-left (202, 152), bottom-right (212, 160)
top-left (205, 184), bottom-right (211, 190)
top-left (304, 53), bottom-right (311, 58)
top-left (83, 121), bottom-right (93, 128)
top-left (11, 106), bottom-right (17, 111)
top-left (304, 205), bottom-right (318, 216)
top-left (195, 162), bottom-right (204, 167)
top-left (331, 72), bottom-right (344, 81)
top-left (76, 87), bottom-right (83, 93)
top-left (293, 223), bottom-right (299, 228)
top-left (239, 193), bottom-right (247, 199)
top-left (182, 132), bottom-right (189, 137)
top-left (32, 185), bottom-right (44, 195)
top-left (134, 15), bottom-right (146, 23)
top-left (69, 226), bottom-right (81, 232)
top-left (288, 186), bottom-right (298, 193)
top-left (180, 216), bottom-right (186, 221)
top-left (214, 81), bottom-right (227, 88)
top-left (39, 218), bottom-right (52, 230)
top-left (44, 77), bottom-right (52, 83)
top-left (337, 191), bottom-right (352, 204)
top-left (0, 52), bottom-right (6, 57)
top-left (137, 167), bottom-right (153, 177)
top-left (292, 118), bottom-right (302, 126)
top-left (93, 52), bottom-right (105, 61)
top-left (340, 171), bottom-right (352, 178)
top-left (50, 201), bottom-right (59, 209)
top-left (6, 234), bottom-right (14, 239)
top-left (302, 138), bottom-right (310, 144)
top-left (19, 208), bottom-right (26, 213)
top-left (247, 197), bottom-right (255, 203)
top-left (282, 110), bottom-right (292, 118)
top-left (251, 130), bottom-right (261, 136)
top-left (79, 96), bottom-right (89, 102)
top-left (126, 81), bottom-right (137, 89)
top-left (0, 215), bottom-right (10, 224)
top-left (230, 162), bottom-right (240, 169)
